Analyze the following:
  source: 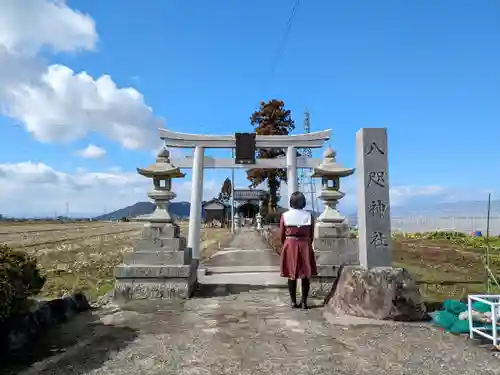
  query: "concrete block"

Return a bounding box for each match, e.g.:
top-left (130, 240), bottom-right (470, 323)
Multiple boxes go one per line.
top-left (141, 223), bottom-right (180, 239)
top-left (135, 237), bottom-right (186, 251)
top-left (114, 279), bottom-right (190, 299)
top-left (114, 264), bottom-right (191, 278)
top-left (314, 224), bottom-right (350, 238)
top-left (122, 250), bottom-right (185, 265)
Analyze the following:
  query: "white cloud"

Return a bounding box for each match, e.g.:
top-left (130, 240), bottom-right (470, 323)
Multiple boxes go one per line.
top-left (0, 0), bottom-right (97, 56)
top-left (0, 161), bottom-right (219, 217)
top-left (75, 144), bottom-right (106, 159)
top-left (0, 0), bottom-right (162, 150)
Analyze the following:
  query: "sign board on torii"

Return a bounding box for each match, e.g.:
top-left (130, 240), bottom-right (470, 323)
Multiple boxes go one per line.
top-left (158, 128), bottom-right (331, 259)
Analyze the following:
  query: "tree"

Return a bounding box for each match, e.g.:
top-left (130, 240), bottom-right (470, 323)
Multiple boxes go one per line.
top-left (218, 177), bottom-right (232, 203)
top-left (246, 99), bottom-right (295, 211)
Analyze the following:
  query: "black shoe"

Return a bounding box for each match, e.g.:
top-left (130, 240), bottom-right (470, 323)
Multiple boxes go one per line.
top-left (300, 278), bottom-right (310, 310)
top-left (287, 279), bottom-right (298, 308)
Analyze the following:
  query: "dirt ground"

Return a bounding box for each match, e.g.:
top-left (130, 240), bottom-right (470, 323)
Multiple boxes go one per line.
top-left (0, 221), bottom-right (230, 300)
top-left (4, 289), bottom-right (499, 375)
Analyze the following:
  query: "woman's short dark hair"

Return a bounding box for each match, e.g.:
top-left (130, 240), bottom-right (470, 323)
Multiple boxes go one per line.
top-left (289, 191), bottom-right (306, 210)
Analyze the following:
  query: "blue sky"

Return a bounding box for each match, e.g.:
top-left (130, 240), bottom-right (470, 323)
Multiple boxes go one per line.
top-left (0, 0), bottom-right (499, 216)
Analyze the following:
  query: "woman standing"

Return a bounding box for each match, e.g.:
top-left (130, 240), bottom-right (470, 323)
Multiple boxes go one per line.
top-left (279, 191), bottom-right (317, 309)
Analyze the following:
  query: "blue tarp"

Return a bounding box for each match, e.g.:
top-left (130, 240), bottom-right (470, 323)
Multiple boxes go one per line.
top-left (429, 299), bottom-right (499, 334)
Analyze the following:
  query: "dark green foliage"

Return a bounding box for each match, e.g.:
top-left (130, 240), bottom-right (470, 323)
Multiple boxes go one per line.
top-left (423, 231), bottom-right (467, 239)
top-left (0, 245), bottom-right (45, 322)
top-left (247, 99), bottom-right (295, 211)
top-left (218, 177), bottom-right (232, 203)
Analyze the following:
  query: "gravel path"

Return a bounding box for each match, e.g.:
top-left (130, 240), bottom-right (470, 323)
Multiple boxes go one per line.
top-left (223, 227), bottom-right (271, 250)
top-left (5, 289), bottom-right (498, 375)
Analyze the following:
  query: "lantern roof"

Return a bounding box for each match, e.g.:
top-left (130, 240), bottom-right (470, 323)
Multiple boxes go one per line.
top-left (137, 148), bottom-right (185, 178)
top-left (311, 146), bottom-right (355, 178)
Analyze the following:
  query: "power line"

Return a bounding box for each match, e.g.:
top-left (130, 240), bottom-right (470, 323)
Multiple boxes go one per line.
top-left (269, 0), bottom-right (302, 78)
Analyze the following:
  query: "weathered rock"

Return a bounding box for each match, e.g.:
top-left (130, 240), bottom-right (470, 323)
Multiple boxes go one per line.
top-left (325, 266), bottom-right (426, 321)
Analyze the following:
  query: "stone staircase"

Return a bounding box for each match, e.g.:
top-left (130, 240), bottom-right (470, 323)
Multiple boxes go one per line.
top-left (198, 230), bottom-right (286, 291)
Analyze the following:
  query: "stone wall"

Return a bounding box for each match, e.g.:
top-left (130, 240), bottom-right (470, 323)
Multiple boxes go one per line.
top-left (0, 292), bottom-right (90, 355)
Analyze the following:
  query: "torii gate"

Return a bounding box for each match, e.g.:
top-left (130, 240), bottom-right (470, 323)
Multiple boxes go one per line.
top-left (159, 128), bottom-right (331, 259)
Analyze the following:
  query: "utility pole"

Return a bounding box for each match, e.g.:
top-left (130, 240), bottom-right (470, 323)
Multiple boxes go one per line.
top-left (298, 110), bottom-right (318, 215)
top-left (231, 148), bottom-right (235, 233)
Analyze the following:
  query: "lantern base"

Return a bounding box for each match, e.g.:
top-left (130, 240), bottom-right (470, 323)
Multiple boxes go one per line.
top-left (314, 221), bottom-right (350, 238)
top-left (114, 209), bottom-right (197, 300)
top-left (114, 261), bottom-right (198, 300)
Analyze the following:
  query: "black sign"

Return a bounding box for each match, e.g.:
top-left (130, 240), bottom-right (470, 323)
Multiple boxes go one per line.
top-left (235, 133), bottom-right (256, 164)
top-left (233, 189), bottom-right (266, 200)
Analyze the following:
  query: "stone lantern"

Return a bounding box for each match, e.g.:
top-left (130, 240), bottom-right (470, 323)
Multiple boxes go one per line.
top-left (114, 148), bottom-right (196, 300)
top-left (312, 147), bottom-right (355, 238)
top-left (136, 148), bottom-right (185, 235)
top-left (311, 146), bottom-right (359, 283)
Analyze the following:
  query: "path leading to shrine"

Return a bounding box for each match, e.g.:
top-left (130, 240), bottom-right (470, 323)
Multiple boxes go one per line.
top-left (198, 227), bottom-right (285, 290)
top-left (7, 288), bottom-right (497, 375)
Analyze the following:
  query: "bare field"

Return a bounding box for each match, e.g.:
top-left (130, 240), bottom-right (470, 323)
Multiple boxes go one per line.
top-left (0, 221), bottom-right (231, 301)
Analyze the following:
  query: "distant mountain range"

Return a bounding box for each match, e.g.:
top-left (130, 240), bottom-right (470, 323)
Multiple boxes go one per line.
top-left (391, 199), bottom-right (499, 217)
top-left (93, 201), bottom-right (190, 221)
top-left (92, 199), bottom-right (500, 222)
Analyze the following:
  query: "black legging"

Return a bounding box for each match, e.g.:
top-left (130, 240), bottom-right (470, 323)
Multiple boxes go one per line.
top-left (287, 278), bottom-right (310, 309)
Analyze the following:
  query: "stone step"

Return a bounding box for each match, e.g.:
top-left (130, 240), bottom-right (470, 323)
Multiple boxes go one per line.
top-left (198, 272), bottom-right (287, 287)
top-left (115, 264), bottom-right (191, 278)
top-left (123, 250), bottom-right (186, 265)
top-left (135, 237), bottom-right (186, 251)
top-left (205, 265), bottom-right (280, 274)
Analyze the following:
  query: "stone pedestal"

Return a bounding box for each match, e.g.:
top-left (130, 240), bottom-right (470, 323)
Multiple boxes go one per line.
top-left (311, 236), bottom-right (359, 297)
top-left (325, 266), bottom-right (426, 321)
top-left (115, 221), bottom-right (197, 300)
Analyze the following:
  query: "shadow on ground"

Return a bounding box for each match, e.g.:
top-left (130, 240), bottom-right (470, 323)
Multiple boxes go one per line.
top-left (0, 309), bottom-right (139, 375)
top-left (196, 284), bottom-right (324, 309)
top-left (196, 283), bottom-right (287, 298)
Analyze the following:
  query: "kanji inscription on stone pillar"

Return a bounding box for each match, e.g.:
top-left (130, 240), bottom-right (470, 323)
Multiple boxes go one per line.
top-left (356, 128), bottom-right (392, 268)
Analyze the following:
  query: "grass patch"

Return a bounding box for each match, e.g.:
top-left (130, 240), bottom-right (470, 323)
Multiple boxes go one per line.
top-left (36, 238), bottom-right (136, 301)
top-left (392, 234), bottom-right (500, 304)
top-left (27, 224), bottom-right (230, 301)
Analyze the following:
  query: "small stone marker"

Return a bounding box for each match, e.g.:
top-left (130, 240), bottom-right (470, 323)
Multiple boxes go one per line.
top-left (356, 128), bottom-right (392, 268)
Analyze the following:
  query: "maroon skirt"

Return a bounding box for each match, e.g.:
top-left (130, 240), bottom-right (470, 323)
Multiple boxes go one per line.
top-left (280, 237), bottom-right (317, 279)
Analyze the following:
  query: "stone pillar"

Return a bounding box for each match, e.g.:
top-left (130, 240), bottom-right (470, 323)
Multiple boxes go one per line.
top-left (324, 129), bottom-right (424, 319)
top-left (286, 145), bottom-right (298, 208)
top-left (188, 146), bottom-right (204, 260)
top-left (356, 128), bottom-right (392, 268)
